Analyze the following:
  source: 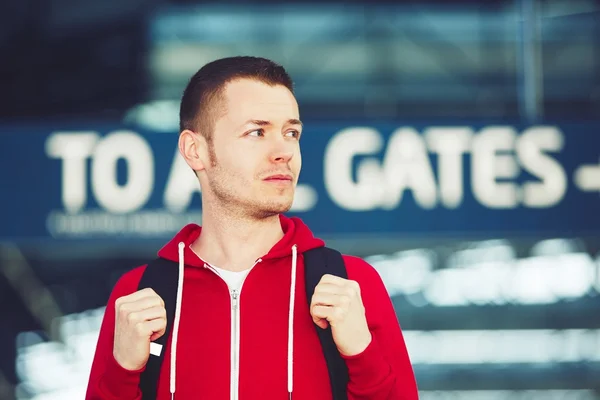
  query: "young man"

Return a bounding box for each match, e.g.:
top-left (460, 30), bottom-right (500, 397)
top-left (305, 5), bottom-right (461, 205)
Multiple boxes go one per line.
top-left (85, 56), bottom-right (418, 400)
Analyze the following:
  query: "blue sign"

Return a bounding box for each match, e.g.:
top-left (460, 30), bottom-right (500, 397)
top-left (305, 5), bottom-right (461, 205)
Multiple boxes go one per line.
top-left (0, 121), bottom-right (598, 241)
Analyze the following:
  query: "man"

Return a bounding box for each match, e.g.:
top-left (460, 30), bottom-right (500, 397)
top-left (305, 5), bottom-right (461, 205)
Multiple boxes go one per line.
top-left (85, 56), bottom-right (418, 399)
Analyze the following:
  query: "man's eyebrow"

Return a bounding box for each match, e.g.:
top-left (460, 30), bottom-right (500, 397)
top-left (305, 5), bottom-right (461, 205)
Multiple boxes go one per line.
top-left (243, 119), bottom-right (303, 127)
top-left (245, 119), bottom-right (272, 127)
top-left (287, 118), bottom-right (303, 127)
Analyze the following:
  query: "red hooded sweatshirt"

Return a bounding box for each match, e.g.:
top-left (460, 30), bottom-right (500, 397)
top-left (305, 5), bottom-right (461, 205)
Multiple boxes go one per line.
top-left (85, 215), bottom-right (418, 400)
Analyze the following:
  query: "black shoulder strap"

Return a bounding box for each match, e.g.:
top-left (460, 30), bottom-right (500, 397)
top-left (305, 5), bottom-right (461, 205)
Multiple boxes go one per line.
top-left (135, 249), bottom-right (350, 400)
top-left (304, 247), bottom-right (349, 400)
top-left (137, 258), bottom-right (179, 400)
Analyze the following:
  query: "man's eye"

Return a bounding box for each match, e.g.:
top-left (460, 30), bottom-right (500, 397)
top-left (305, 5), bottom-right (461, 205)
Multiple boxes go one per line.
top-left (248, 129), bottom-right (264, 137)
top-left (286, 130), bottom-right (301, 139)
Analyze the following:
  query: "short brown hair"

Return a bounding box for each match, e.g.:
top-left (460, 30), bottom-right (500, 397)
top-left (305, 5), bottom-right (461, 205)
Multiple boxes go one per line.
top-left (179, 56), bottom-right (295, 139)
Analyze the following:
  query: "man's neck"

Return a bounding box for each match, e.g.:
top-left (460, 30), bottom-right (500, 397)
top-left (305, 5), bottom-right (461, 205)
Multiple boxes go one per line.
top-left (191, 206), bottom-right (284, 272)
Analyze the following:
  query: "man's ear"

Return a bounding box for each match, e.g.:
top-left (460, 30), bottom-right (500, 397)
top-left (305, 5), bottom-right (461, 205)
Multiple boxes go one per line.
top-left (179, 129), bottom-right (208, 172)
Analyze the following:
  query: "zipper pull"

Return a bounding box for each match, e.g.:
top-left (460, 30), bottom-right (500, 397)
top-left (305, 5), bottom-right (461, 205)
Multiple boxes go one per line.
top-left (231, 290), bottom-right (239, 310)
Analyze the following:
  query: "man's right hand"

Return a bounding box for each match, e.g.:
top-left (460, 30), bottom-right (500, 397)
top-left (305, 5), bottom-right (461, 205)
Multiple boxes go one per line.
top-left (113, 288), bottom-right (167, 371)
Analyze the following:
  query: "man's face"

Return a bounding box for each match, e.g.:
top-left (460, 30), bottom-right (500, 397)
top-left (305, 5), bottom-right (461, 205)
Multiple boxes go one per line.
top-left (201, 78), bottom-right (302, 219)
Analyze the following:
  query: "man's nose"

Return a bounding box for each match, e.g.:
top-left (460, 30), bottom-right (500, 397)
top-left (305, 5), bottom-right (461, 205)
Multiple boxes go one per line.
top-left (269, 141), bottom-right (294, 164)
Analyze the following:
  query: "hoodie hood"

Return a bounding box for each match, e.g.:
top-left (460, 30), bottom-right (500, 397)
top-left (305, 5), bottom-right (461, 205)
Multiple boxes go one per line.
top-left (157, 214), bottom-right (325, 266)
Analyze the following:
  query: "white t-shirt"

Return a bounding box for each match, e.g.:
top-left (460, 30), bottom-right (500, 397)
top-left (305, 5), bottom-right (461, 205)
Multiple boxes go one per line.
top-left (210, 265), bottom-right (252, 292)
top-left (191, 245), bottom-right (253, 292)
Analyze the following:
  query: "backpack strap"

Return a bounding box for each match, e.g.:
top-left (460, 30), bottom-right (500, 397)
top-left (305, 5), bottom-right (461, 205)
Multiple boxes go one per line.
top-left (304, 247), bottom-right (349, 400)
top-left (137, 258), bottom-right (179, 400)
top-left (134, 248), bottom-right (350, 400)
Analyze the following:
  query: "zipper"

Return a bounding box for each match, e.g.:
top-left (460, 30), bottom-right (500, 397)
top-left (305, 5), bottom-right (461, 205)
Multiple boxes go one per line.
top-left (203, 259), bottom-right (262, 400)
top-left (231, 289), bottom-right (240, 400)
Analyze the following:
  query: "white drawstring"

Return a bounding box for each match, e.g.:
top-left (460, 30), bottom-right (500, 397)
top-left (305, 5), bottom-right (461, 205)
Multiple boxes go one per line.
top-left (287, 244), bottom-right (298, 399)
top-left (167, 242), bottom-right (297, 399)
top-left (170, 242), bottom-right (185, 400)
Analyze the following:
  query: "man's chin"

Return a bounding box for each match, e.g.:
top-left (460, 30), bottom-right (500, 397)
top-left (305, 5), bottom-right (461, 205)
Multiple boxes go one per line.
top-left (255, 199), bottom-right (293, 217)
top-left (267, 202), bottom-right (293, 215)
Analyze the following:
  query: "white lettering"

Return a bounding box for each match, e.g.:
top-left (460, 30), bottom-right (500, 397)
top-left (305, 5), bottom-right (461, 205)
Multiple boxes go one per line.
top-left (425, 127), bottom-right (473, 208)
top-left (45, 132), bottom-right (99, 214)
top-left (46, 124), bottom-right (571, 219)
top-left (380, 128), bottom-right (438, 209)
top-left (91, 131), bottom-right (154, 214)
top-left (291, 184), bottom-right (318, 212)
top-left (324, 127), bottom-right (385, 211)
top-left (516, 126), bottom-right (567, 207)
top-left (471, 126), bottom-right (520, 208)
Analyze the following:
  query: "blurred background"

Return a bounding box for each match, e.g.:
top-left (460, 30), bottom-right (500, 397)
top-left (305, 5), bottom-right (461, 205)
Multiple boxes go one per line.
top-left (1, 0), bottom-right (599, 399)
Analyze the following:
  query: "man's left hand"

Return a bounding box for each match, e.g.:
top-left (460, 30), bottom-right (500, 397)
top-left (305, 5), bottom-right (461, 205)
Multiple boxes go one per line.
top-left (310, 274), bottom-right (372, 356)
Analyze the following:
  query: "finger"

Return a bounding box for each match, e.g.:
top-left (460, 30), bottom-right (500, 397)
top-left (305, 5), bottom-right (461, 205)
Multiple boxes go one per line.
top-left (150, 331), bottom-right (165, 342)
top-left (314, 318), bottom-right (328, 330)
top-left (313, 283), bottom-right (344, 295)
top-left (135, 317), bottom-right (167, 340)
top-left (116, 288), bottom-right (162, 307)
top-left (315, 283), bottom-right (359, 303)
top-left (318, 274), bottom-right (348, 287)
top-left (311, 292), bottom-right (350, 309)
top-left (313, 304), bottom-right (346, 322)
top-left (126, 306), bottom-right (167, 326)
top-left (148, 319), bottom-right (167, 341)
top-left (117, 295), bottom-right (165, 315)
top-left (311, 305), bottom-right (335, 328)
top-left (319, 276), bottom-right (361, 297)
top-left (310, 305), bottom-right (331, 329)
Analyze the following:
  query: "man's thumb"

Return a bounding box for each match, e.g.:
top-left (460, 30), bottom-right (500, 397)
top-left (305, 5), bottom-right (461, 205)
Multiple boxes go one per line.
top-left (313, 317), bottom-right (329, 330)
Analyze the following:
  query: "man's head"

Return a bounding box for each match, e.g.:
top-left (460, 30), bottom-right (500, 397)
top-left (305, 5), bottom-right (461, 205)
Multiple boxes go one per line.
top-left (178, 56), bottom-right (302, 220)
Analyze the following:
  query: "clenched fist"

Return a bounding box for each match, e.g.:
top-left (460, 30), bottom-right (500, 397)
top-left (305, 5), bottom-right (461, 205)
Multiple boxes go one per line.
top-left (310, 274), bottom-right (372, 357)
top-left (113, 288), bottom-right (167, 371)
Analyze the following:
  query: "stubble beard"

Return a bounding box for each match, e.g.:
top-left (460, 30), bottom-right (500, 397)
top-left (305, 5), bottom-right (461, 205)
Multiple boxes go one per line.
top-left (205, 145), bottom-right (294, 220)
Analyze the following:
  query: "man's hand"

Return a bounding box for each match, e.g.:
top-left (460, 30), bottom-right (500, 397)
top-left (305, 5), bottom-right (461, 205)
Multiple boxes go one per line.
top-left (113, 288), bottom-right (167, 371)
top-left (310, 274), bottom-right (372, 357)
